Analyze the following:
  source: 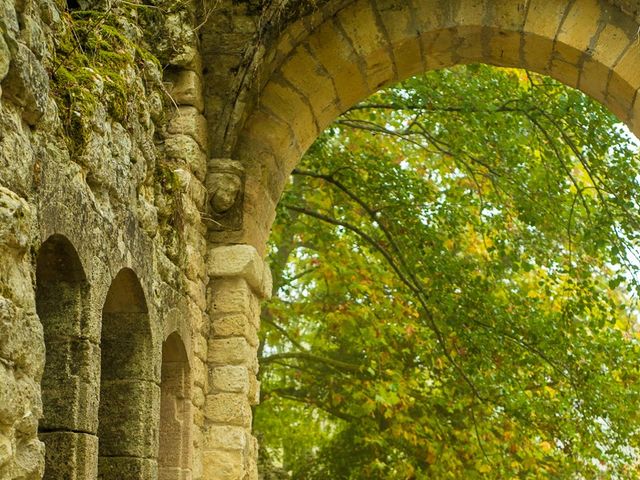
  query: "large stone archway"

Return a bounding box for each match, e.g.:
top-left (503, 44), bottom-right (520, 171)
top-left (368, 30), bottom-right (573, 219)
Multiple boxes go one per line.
top-left (199, 1), bottom-right (640, 478)
top-left (228, 0), bottom-right (640, 252)
top-left (1, 0), bottom-right (639, 478)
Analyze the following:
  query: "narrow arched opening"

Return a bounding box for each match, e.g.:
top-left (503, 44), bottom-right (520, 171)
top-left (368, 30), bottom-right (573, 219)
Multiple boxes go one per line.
top-left (159, 332), bottom-right (193, 480)
top-left (36, 234), bottom-right (99, 479)
top-left (98, 268), bottom-right (158, 479)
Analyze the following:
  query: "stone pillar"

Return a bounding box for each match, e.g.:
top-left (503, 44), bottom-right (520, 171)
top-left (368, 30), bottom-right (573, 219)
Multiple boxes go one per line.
top-left (203, 245), bottom-right (271, 480)
top-left (161, 29), bottom-right (210, 480)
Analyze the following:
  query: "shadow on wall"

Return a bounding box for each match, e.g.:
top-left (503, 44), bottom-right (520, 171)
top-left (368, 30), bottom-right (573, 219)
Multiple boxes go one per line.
top-left (99, 268), bottom-right (158, 479)
top-left (36, 234), bottom-right (99, 479)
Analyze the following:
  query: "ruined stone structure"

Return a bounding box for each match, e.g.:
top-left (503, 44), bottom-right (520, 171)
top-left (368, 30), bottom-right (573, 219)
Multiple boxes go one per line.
top-left (1, 0), bottom-right (640, 478)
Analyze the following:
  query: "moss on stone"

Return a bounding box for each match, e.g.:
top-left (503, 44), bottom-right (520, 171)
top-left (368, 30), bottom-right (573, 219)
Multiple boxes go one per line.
top-left (50, 9), bottom-right (161, 155)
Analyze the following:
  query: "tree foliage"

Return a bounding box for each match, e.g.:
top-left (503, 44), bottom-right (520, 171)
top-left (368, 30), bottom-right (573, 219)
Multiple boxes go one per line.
top-left (255, 64), bottom-right (640, 479)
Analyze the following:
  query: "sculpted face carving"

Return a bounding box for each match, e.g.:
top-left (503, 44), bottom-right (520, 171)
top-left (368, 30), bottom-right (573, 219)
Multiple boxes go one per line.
top-left (209, 173), bottom-right (241, 214)
top-left (205, 159), bottom-right (244, 231)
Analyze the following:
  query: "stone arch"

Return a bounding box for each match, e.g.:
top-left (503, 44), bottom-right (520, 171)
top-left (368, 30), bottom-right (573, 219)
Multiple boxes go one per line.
top-left (98, 268), bottom-right (159, 480)
top-left (36, 234), bottom-right (99, 479)
top-left (159, 331), bottom-right (193, 480)
top-left (233, 0), bottom-right (640, 250)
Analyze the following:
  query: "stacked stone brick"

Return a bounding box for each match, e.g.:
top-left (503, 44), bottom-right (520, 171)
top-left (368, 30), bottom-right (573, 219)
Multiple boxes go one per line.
top-left (205, 246), bottom-right (270, 480)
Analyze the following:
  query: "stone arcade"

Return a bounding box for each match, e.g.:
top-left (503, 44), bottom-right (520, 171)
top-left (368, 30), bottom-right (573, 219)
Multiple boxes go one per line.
top-left (1, 0), bottom-right (640, 478)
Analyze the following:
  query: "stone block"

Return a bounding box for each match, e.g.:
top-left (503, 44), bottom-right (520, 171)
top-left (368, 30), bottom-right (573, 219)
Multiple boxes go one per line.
top-left (194, 333), bottom-right (207, 361)
top-left (246, 435), bottom-right (259, 480)
top-left (193, 356), bottom-right (207, 389)
top-left (179, 170), bottom-right (207, 209)
top-left (101, 313), bottom-right (156, 381)
top-left (40, 338), bottom-right (100, 433)
top-left (185, 244), bottom-right (206, 282)
top-left (209, 277), bottom-right (254, 316)
top-left (193, 385), bottom-right (205, 408)
top-left (203, 425), bottom-right (247, 451)
top-left (185, 278), bottom-right (207, 311)
top-left (336, 1), bottom-right (395, 90)
top-left (245, 322), bottom-right (259, 348)
top-left (207, 245), bottom-right (271, 298)
top-left (164, 134), bottom-right (207, 181)
top-left (202, 449), bottom-right (244, 480)
top-left (159, 467), bottom-right (192, 480)
top-left (557, 0), bottom-right (602, 51)
top-left (260, 79), bottom-right (318, 154)
top-left (167, 106), bottom-right (208, 151)
top-left (180, 194), bottom-right (203, 228)
top-left (248, 376), bottom-right (260, 406)
top-left (97, 456), bottom-right (157, 480)
top-left (208, 337), bottom-right (252, 366)
top-left (163, 12), bottom-right (198, 68)
top-left (238, 108), bottom-right (301, 178)
top-left (305, 18), bottom-right (370, 114)
top-left (98, 380), bottom-right (160, 458)
top-left (279, 45), bottom-right (343, 129)
top-left (205, 393), bottom-right (251, 426)
top-left (169, 69), bottom-right (204, 112)
top-left (39, 432), bottom-right (98, 480)
top-left (37, 284), bottom-right (84, 340)
top-left (211, 314), bottom-right (251, 340)
top-left (208, 365), bottom-right (249, 394)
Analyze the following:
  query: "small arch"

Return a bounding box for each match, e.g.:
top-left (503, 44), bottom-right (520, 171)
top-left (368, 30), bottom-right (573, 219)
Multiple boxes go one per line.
top-left (36, 234), bottom-right (99, 479)
top-left (159, 332), bottom-right (193, 480)
top-left (98, 268), bottom-right (159, 480)
top-left (102, 267), bottom-right (148, 314)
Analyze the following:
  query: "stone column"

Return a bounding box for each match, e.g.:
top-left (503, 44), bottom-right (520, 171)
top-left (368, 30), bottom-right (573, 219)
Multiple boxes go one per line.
top-left (203, 245), bottom-right (271, 480)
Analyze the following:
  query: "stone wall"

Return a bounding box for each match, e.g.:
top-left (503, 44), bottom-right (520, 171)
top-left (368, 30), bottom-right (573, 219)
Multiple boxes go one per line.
top-left (0, 0), bottom-right (640, 479)
top-left (0, 0), bottom-right (216, 477)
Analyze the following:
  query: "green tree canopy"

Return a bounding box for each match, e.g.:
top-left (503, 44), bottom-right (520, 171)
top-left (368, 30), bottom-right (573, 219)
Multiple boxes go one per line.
top-left (256, 64), bottom-right (640, 479)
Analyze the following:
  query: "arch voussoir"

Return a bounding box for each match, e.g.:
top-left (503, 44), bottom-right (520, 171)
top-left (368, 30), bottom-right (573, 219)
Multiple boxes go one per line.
top-left (234, 0), bottom-right (640, 250)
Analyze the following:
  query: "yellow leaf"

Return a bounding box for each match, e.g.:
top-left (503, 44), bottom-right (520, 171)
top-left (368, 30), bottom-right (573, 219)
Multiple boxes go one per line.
top-left (540, 441), bottom-right (553, 453)
top-left (544, 385), bottom-right (557, 398)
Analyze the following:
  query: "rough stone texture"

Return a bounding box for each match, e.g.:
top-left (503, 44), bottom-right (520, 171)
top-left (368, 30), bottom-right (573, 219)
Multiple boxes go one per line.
top-left (0, 0), bottom-right (638, 479)
top-left (1, 40), bottom-right (49, 125)
top-left (208, 245), bottom-right (272, 298)
top-left (0, 34), bottom-right (10, 83)
top-left (167, 69), bottom-right (204, 112)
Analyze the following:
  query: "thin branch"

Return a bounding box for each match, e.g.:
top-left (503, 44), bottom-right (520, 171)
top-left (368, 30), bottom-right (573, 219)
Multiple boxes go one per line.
top-left (262, 352), bottom-right (363, 374)
top-left (261, 307), bottom-right (308, 354)
top-left (264, 388), bottom-right (358, 422)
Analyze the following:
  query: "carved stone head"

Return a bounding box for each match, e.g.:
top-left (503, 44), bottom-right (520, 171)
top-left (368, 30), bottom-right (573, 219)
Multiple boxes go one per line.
top-left (206, 159), bottom-right (244, 231)
top-left (209, 173), bottom-right (241, 214)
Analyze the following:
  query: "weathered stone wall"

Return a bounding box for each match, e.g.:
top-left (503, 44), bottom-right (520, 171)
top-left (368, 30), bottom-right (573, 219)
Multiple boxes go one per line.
top-left (0, 0), bottom-right (214, 476)
top-left (1, 0), bottom-right (640, 479)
